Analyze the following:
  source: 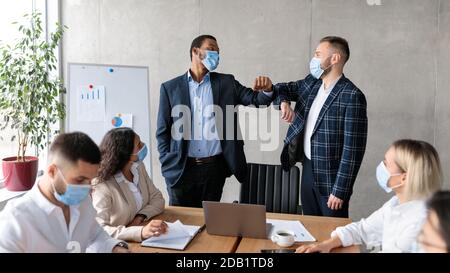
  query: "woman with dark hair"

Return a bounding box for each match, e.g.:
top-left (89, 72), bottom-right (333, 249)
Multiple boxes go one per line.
top-left (92, 128), bottom-right (166, 242)
top-left (417, 191), bottom-right (450, 253)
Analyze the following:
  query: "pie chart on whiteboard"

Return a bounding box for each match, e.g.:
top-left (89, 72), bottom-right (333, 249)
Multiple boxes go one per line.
top-left (111, 116), bottom-right (123, 127)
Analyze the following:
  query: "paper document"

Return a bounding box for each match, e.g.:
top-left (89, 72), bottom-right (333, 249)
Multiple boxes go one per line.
top-left (76, 85), bottom-right (106, 122)
top-left (267, 219), bottom-right (316, 242)
top-left (141, 220), bottom-right (202, 250)
top-left (109, 113), bottom-right (133, 129)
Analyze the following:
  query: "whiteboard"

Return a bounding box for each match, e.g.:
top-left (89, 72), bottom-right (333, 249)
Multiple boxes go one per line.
top-left (66, 63), bottom-right (152, 177)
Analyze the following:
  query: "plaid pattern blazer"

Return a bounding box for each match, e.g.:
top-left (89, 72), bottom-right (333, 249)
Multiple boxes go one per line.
top-left (274, 74), bottom-right (368, 201)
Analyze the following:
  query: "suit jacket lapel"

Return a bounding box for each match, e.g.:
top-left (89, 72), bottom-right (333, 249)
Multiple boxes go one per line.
top-left (137, 168), bottom-right (149, 206)
top-left (209, 73), bottom-right (223, 141)
top-left (210, 72), bottom-right (220, 106)
top-left (305, 80), bottom-right (322, 113)
top-left (180, 72), bottom-right (191, 111)
top-left (114, 176), bottom-right (137, 213)
top-left (312, 76), bottom-right (347, 134)
top-left (179, 72), bottom-right (192, 149)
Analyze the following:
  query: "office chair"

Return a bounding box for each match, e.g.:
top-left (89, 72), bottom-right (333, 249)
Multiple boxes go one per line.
top-left (239, 163), bottom-right (302, 214)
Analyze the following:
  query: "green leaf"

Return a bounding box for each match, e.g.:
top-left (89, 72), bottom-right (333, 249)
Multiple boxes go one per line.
top-left (0, 11), bottom-right (66, 155)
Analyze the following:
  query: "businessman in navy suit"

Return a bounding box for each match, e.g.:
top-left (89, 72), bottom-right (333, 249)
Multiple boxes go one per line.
top-left (254, 36), bottom-right (368, 217)
top-left (156, 35), bottom-right (275, 207)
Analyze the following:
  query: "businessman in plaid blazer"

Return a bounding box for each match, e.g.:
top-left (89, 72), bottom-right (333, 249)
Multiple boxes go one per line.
top-left (254, 36), bottom-right (368, 217)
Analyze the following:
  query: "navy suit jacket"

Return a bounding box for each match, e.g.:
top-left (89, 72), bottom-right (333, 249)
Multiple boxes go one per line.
top-left (275, 74), bottom-right (368, 201)
top-left (156, 72), bottom-right (274, 188)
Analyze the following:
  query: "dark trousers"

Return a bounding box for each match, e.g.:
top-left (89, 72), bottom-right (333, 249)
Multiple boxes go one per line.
top-left (301, 155), bottom-right (349, 218)
top-left (167, 156), bottom-right (227, 208)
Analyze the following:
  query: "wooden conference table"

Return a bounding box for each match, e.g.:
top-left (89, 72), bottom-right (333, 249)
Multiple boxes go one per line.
top-left (128, 206), bottom-right (359, 253)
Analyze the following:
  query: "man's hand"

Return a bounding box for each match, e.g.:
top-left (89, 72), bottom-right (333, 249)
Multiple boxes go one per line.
top-left (327, 194), bottom-right (344, 210)
top-left (281, 102), bottom-right (295, 123)
top-left (141, 220), bottom-right (169, 240)
top-left (253, 76), bottom-right (273, 91)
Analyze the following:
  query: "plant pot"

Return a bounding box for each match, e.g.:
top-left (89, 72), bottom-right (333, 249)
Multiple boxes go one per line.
top-left (2, 156), bottom-right (38, 191)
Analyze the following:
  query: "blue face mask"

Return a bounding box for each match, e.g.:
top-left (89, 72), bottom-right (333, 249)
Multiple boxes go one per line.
top-left (52, 168), bottom-right (91, 206)
top-left (202, 50), bottom-right (220, 71)
top-left (309, 56), bottom-right (333, 79)
top-left (376, 161), bottom-right (403, 193)
top-left (133, 143), bottom-right (148, 162)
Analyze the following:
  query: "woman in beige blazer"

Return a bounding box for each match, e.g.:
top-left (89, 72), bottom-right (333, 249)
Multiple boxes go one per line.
top-left (92, 128), bottom-right (167, 242)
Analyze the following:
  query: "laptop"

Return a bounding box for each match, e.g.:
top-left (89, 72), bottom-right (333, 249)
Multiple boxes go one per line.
top-left (202, 201), bottom-right (272, 239)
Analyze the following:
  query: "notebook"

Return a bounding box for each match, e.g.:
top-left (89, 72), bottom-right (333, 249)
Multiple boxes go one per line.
top-left (140, 220), bottom-right (202, 250)
top-left (266, 219), bottom-right (316, 242)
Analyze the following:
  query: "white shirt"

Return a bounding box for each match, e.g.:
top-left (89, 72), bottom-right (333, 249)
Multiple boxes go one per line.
top-left (331, 196), bottom-right (426, 252)
top-left (304, 75), bottom-right (342, 159)
top-left (114, 163), bottom-right (143, 213)
top-left (0, 181), bottom-right (121, 253)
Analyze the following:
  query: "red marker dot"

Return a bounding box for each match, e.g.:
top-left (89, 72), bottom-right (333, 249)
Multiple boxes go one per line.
top-left (89, 84), bottom-right (93, 89)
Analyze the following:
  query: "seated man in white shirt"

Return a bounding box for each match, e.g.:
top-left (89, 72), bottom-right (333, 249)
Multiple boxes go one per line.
top-left (296, 139), bottom-right (443, 253)
top-left (0, 132), bottom-right (129, 253)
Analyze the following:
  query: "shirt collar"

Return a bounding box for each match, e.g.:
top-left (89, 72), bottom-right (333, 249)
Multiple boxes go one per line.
top-left (388, 196), bottom-right (425, 214)
top-left (114, 172), bottom-right (125, 184)
top-left (321, 74), bottom-right (343, 94)
top-left (187, 70), bottom-right (210, 84)
top-left (114, 163), bottom-right (140, 186)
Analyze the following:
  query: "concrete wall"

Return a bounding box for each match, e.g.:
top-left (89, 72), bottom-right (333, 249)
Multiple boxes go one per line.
top-left (61, 0), bottom-right (450, 220)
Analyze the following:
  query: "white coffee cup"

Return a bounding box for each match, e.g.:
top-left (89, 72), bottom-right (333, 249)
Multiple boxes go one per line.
top-left (271, 230), bottom-right (295, 247)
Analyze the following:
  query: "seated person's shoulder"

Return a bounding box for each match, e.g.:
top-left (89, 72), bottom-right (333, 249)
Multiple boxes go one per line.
top-left (0, 195), bottom-right (32, 227)
top-left (382, 196), bottom-right (407, 211)
top-left (91, 178), bottom-right (118, 200)
top-left (92, 177), bottom-right (113, 192)
top-left (3, 193), bottom-right (33, 212)
top-left (0, 205), bottom-right (25, 251)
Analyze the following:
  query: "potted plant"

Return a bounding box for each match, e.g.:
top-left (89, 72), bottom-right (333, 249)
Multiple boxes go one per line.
top-left (0, 12), bottom-right (66, 191)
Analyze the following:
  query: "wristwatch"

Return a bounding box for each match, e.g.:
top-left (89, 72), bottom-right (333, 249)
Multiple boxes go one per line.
top-left (116, 242), bottom-right (129, 249)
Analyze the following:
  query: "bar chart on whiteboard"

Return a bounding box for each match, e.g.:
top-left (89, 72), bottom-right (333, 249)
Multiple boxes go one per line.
top-left (76, 85), bottom-right (106, 122)
top-left (67, 63), bottom-right (152, 177)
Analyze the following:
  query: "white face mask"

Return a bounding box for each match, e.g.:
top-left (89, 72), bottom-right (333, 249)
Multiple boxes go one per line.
top-left (309, 55), bottom-right (333, 79)
top-left (376, 161), bottom-right (404, 193)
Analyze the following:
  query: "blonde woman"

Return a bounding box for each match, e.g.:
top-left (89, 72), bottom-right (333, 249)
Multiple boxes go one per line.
top-left (297, 139), bottom-right (443, 253)
top-left (92, 128), bottom-right (167, 242)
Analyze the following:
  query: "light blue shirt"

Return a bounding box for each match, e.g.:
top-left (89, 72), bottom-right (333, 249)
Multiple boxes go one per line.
top-left (187, 71), bottom-right (222, 158)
